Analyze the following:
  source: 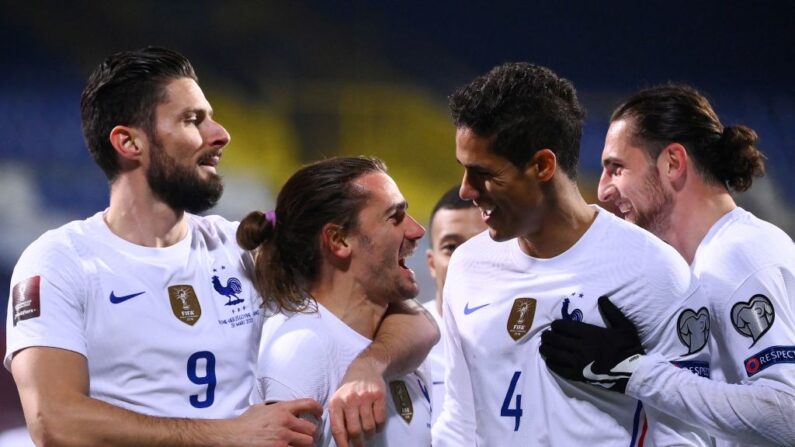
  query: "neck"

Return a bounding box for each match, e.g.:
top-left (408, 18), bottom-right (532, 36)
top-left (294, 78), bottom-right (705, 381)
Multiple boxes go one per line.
top-left (660, 183), bottom-right (736, 264)
top-left (105, 174), bottom-right (188, 247)
top-left (309, 274), bottom-right (388, 340)
top-left (518, 179), bottom-right (597, 258)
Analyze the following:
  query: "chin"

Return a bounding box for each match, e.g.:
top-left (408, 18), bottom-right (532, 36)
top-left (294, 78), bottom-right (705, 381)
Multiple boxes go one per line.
top-left (487, 227), bottom-right (514, 242)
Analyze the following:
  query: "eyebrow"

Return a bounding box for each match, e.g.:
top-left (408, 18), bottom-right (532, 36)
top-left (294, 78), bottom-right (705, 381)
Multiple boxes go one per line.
top-left (601, 156), bottom-right (621, 167)
top-left (180, 107), bottom-right (213, 118)
top-left (383, 200), bottom-right (408, 218)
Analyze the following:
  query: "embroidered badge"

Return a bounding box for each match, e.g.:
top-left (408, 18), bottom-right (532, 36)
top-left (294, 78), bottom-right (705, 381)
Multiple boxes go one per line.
top-left (731, 294), bottom-right (774, 347)
top-left (390, 380), bottom-right (414, 424)
top-left (561, 296), bottom-right (583, 321)
top-left (507, 298), bottom-right (536, 341)
top-left (212, 275), bottom-right (244, 306)
top-left (744, 345), bottom-right (795, 377)
top-left (677, 307), bottom-right (710, 354)
top-left (168, 285), bottom-right (202, 326)
top-left (12, 276), bottom-right (41, 326)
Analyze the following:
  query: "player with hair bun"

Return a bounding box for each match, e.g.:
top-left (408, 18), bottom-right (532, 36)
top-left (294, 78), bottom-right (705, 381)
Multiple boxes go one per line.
top-left (543, 84), bottom-right (795, 446)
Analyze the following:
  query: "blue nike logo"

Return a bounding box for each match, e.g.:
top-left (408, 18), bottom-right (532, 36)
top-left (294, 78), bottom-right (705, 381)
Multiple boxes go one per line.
top-left (109, 291), bottom-right (145, 304)
top-left (464, 302), bottom-right (490, 315)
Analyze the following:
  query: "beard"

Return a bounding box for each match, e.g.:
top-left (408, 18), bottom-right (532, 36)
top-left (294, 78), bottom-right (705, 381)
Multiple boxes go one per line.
top-left (146, 136), bottom-right (224, 214)
top-left (634, 168), bottom-right (674, 238)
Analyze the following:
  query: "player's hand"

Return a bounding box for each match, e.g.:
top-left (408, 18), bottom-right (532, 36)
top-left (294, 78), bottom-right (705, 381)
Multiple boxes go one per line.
top-left (329, 357), bottom-right (387, 447)
top-left (540, 296), bottom-right (645, 393)
top-left (234, 398), bottom-right (322, 447)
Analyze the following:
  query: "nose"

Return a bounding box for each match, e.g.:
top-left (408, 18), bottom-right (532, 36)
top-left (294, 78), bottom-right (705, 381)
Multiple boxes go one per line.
top-left (206, 118), bottom-right (231, 149)
top-left (597, 169), bottom-right (615, 203)
top-left (405, 214), bottom-right (426, 240)
top-left (459, 170), bottom-right (478, 201)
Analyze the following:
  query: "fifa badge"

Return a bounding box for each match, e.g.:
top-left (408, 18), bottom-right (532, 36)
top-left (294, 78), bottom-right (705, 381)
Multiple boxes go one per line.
top-left (390, 380), bottom-right (414, 424)
top-left (168, 285), bottom-right (202, 326)
top-left (507, 297), bottom-right (536, 341)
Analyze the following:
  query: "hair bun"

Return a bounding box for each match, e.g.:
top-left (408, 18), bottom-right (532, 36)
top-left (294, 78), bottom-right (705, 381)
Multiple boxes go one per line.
top-left (236, 210), bottom-right (275, 250)
top-left (712, 125), bottom-right (765, 192)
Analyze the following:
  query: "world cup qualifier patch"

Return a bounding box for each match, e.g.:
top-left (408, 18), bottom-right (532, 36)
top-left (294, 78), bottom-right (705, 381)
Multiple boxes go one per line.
top-left (13, 276), bottom-right (41, 326)
top-left (744, 345), bottom-right (795, 377)
top-left (677, 307), bottom-right (710, 354)
top-left (731, 294), bottom-right (774, 347)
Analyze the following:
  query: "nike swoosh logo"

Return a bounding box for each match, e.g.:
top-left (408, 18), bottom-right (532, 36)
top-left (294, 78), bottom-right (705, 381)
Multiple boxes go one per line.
top-left (582, 354), bottom-right (641, 386)
top-left (464, 302), bottom-right (490, 315)
top-left (110, 291), bottom-right (145, 304)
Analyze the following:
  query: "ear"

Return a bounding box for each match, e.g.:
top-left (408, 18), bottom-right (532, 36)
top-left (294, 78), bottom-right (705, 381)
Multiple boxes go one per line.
top-left (658, 143), bottom-right (688, 188)
top-left (321, 222), bottom-right (351, 259)
top-left (426, 248), bottom-right (437, 279)
top-left (525, 149), bottom-right (557, 182)
top-left (109, 125), bottom-right (146, 161)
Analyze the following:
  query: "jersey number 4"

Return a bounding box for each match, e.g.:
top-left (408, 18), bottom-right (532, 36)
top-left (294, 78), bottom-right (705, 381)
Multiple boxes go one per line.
top-left (187, 351), bottom-right (216, 408)
top-left (501, 370), bottom-right (523, 431)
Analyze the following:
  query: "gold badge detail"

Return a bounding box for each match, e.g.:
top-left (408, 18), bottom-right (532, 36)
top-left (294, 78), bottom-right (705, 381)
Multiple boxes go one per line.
top-left (507, 297), bottom-right (536, 341)
top-left (389, 380), bottom-right (414, 424)
top-left (168, 285), bottom-right (201, 326)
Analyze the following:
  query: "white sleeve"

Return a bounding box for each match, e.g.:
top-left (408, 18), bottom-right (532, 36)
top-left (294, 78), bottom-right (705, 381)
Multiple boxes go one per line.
top-left (629, 354), bottom-right (795, 445)
top-left (5, 236), bottom-right (88, 370)
top-left (636, 242), bottom-right (713, 446)
top-left (431, 292), bottom-right (476, 447)
top-left (253, 324), bottom-right (330, 405)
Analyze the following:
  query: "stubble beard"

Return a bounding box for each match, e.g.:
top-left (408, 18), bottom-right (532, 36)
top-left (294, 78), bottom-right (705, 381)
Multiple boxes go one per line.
top-left (634, 168), bottom-right (674, 239)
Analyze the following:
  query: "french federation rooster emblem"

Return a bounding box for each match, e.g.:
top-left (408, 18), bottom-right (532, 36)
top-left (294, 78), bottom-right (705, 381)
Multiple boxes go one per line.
top-left (561, 298), bottom-right (583, 321)
top-left (212, 275), bottom-right (244, 306)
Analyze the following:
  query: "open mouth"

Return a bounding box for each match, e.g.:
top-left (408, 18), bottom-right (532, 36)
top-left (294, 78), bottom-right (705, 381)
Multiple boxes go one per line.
top-left (199, 151), bottom-right (222, 167)
top-left (398, 243), bottom-right (416, 270)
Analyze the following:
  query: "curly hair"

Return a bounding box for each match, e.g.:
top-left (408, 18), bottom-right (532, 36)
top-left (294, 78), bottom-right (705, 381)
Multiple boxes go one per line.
top-left (449, 62), bottom-right (586, 179)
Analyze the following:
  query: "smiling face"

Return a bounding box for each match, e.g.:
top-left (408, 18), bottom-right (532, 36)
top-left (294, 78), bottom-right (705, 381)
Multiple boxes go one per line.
top-left (145, 77), bottom-right (231, 213)
top-left (456, 127), bottom-right (544, 242)
top-left (349, 172), bottom-right (426, 303)
top-left (426, 206), bottom-right (486, 304)
top-left (598, 119), bottom-right (674, 237)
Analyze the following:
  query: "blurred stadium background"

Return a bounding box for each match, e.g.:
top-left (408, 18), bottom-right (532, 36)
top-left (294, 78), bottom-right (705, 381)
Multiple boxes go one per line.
top-left (1, 0), bottom-right (793, 433)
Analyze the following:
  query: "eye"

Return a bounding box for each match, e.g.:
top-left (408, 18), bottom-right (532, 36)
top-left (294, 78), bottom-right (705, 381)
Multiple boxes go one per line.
top-left (440, 242), bottom-right (459, 255)
top-left (390, 210), bottom-right (406, 224)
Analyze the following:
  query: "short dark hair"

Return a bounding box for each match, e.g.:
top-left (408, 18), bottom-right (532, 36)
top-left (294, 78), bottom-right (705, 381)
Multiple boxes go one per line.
top-left (449, 62), bottom-right (585, 178)
top-left (80, 46), bottom-right (197, 181)
top-left (428, 185), bottom-right (477, 236)
top-left (237, 156), bottom-right (388, 313)
top-left (612, 84), bottom-right (765, 192)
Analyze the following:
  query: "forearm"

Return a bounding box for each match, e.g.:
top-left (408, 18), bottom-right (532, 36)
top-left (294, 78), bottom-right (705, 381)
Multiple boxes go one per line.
top-left (23, 393), bottom-right (232, 447)
top-left (361, 299), bottom-right (439, 378)
top-left (628, 354), bottom-right (795, 446)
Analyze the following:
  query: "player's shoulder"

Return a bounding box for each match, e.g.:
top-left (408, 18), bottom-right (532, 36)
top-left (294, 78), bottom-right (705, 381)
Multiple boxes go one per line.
top-left (188, 213), bottom-right (241, 246)
top-left (261, 309), bottom-right (328, 358)
top-left (701, 208), bottom-right (793, 266)
top-left (16, 212), bottom-right (104, 266)
top-left (594, 206), bottom-right (688, 268)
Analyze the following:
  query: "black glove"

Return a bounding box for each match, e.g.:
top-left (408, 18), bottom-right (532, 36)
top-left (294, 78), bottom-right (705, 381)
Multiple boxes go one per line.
top-left (540, 296), bottom-right (645, 393)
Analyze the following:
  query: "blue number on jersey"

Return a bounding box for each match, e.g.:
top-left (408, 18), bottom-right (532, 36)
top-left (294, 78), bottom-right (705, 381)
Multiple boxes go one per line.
top-left (187, 351), bottom-right (217, 408)
top-left (501, 370), bottom-right (523, 431)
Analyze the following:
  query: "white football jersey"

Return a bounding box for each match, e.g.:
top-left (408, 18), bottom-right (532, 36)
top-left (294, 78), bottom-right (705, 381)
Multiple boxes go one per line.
top-left (699, 208), bottom-right (795, 447)
top-left (5, 211), bottom-right (263, 419)
top-left (254, 303), bottom-right (432, 447)
top-left (433, 206), bottom-right (711, 446)
top-left (422, 300), bottom-right (445, 426)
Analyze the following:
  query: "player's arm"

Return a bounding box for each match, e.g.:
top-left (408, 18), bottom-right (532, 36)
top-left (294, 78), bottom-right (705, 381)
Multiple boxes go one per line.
top-left (329, 298), bottom-right (439, 446)
top-left (628, 353), bottom-right (795, 445)
top-left (11, 347), bottom-right (321, 447)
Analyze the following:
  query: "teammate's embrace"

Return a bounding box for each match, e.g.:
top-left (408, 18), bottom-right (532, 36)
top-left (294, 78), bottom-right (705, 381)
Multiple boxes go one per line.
top-left (241, 156), bottom-right (433, 446)
top-left (432, 63), bottom-right (712, 446)
top-left (544, 84), bottom-right (795, 446)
